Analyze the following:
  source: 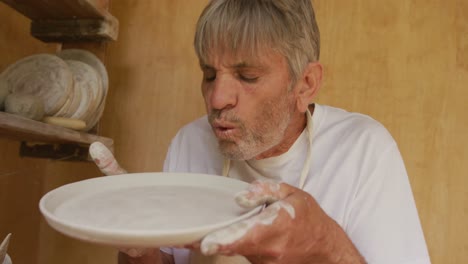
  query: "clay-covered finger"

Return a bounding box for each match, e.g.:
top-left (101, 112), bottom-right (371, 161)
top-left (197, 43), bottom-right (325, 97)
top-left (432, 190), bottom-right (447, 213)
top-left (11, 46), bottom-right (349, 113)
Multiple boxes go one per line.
top-left (89, 141), bottom-right (127, 175)
top-left (200, 200), bottom-right (296, 256)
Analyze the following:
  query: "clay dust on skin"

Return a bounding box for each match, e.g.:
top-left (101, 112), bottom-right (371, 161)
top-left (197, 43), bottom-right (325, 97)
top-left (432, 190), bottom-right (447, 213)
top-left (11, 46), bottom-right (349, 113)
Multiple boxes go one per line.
top-left (201, 180), bottom-right (295, 255)
top-left (89, 142), bottom-right (127, 175)
top-left (235, 180), bottom-right (282, 208)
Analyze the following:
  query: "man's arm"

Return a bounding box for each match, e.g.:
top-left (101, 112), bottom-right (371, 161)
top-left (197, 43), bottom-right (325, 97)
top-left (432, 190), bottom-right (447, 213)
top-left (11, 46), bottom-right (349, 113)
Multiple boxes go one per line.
top-left (322, 220), bottom-right (367, 263)
top-left (89, 142), bottom-right (176, 264)
top-left (118, 250), bottom-right (174, 264)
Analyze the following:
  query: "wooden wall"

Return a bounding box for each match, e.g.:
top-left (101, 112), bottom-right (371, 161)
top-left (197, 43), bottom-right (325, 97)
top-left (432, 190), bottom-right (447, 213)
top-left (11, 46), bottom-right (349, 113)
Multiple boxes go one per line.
top-left (314, 1), bottom-right (468, 263)
top-left (0, 0), bottom-right (466, 263)
top-left (100, 1), bottom-right (207, 172)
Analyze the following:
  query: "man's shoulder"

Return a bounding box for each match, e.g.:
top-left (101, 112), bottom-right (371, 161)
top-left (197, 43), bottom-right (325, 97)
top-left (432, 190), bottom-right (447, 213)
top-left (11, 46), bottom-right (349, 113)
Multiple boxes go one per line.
top-left (318, 104), bottom-right (386, 129)
top-left (165, 115), bottom-right (223, 174)
top-left (170, 115), bottom-right (218, 153)
top-left (177, 115), bottom-right (212, 136)
top-left (316, 104), bottom-right (395, 146)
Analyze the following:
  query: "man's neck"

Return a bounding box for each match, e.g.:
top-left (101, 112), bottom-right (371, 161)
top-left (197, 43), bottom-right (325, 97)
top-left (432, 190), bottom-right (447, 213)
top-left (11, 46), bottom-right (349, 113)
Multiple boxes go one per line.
top-left (254, 105), bottom-right (313, 160)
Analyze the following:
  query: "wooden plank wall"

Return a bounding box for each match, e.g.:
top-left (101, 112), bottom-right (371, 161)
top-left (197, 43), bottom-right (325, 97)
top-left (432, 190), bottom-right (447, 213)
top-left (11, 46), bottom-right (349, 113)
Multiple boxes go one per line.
top-left (0, 0), bottom-right (466, 263)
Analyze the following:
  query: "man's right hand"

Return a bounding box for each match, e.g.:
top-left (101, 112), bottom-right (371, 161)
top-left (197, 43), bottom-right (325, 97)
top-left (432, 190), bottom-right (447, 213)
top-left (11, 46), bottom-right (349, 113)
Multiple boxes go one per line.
top-left (89, 142), bottom-right (174, 263)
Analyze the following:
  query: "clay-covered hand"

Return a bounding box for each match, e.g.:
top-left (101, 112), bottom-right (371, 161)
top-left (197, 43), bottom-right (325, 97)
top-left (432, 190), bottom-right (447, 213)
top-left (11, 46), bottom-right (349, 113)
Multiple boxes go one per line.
top-left (199, 180), bottom-right (365, 264)
top-left (88, 142), bottom-right (153, 259)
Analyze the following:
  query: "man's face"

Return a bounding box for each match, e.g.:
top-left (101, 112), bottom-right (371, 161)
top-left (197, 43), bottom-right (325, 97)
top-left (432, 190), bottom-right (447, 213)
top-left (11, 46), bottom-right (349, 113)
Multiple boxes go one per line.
top-left (200, 49), bottom-right (297, 160)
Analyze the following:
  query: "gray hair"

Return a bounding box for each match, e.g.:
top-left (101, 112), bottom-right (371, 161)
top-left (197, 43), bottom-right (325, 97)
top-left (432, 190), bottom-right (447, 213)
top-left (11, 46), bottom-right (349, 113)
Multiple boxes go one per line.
top-left (194, 0), bottom-right (320, 83)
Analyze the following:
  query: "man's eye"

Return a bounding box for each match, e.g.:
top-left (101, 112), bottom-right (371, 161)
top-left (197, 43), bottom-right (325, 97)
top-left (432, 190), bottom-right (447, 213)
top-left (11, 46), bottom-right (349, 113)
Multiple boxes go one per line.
top-left (239, 75), bottom-right (259, 83)
top-left (204, 74), bottom-right (216, 82)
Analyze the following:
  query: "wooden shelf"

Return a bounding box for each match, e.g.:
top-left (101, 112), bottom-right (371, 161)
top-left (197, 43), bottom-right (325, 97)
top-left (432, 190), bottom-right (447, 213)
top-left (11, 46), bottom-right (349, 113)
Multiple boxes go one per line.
top-left (0, 0), bottom-right (116, 160)
top-left (0, 0), bottom-right (118, 42)
top-left (0, 111), bottom-right (113, 161)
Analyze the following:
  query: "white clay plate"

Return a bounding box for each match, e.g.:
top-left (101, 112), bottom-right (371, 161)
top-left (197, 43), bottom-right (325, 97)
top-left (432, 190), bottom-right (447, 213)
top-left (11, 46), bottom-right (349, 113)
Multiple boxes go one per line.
top-left (39, 172), bottom-right (261, 247)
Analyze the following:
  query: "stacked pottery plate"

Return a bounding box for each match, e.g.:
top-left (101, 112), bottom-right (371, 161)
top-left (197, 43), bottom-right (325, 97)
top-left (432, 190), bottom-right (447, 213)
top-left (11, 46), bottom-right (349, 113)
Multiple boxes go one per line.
top-left (0, 49), bottom-right (108, 131)
top-left (57, 49), bottom-right (109, 131)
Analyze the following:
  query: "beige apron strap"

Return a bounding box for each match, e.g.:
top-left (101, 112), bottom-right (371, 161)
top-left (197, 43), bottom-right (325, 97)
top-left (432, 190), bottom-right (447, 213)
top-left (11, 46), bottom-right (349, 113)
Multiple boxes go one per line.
top-left (298, 108), bottom-right (314, 189)
top-left (222, 158), bottom-right (231, 177)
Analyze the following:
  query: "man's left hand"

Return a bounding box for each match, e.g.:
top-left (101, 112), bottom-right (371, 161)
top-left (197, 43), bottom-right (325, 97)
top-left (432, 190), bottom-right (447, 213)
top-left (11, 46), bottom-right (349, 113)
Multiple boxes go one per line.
top-left (199, 180), bottom-right (366, 264)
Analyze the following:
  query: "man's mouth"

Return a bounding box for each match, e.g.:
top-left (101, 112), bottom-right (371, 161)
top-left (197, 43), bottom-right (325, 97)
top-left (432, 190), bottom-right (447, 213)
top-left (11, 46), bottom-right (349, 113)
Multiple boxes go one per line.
top-left (212, 121), bottom-right (237, 139)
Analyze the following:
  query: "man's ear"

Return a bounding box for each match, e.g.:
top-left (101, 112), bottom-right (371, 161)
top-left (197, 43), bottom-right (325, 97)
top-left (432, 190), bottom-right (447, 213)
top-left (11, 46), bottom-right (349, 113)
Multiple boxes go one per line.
top-left (295, 62), bottom-right (323, 112)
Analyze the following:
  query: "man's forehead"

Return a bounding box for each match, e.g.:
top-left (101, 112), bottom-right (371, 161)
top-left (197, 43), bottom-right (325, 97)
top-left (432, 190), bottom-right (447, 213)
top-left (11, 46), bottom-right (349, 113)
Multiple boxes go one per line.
top-left (200, 48), bottom-right (284, 69)
top-left (200, 59), bottom-right (264, 69)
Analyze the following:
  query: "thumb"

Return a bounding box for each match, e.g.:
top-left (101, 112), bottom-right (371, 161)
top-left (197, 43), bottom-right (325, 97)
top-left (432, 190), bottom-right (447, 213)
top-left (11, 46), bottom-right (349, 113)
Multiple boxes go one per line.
top-left (235, 180), bottom-right (296, 208)
top-left (89, 142), bottom-right (127, 175)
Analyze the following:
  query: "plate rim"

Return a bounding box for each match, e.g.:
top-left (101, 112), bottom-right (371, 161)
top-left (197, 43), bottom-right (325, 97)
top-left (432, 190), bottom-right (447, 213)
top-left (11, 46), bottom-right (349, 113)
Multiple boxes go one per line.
top-left (39, 172), bottom-right (261, 246)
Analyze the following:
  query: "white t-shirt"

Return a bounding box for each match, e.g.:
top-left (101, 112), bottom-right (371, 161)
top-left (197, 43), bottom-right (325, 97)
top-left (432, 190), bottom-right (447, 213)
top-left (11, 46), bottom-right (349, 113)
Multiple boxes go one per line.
top-left (162, 104), bottom-right (431, 264)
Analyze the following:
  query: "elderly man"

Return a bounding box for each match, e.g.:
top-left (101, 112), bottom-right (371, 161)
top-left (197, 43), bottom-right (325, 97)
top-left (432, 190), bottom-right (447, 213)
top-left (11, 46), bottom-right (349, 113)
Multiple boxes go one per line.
top-left (91, 0), bottom-right (431, 263)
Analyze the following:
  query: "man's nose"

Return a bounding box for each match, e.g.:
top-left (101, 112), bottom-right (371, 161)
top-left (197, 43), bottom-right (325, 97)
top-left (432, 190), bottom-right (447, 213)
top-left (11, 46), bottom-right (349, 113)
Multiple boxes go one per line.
top-left (209, 75), bottom-right (238, 110)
